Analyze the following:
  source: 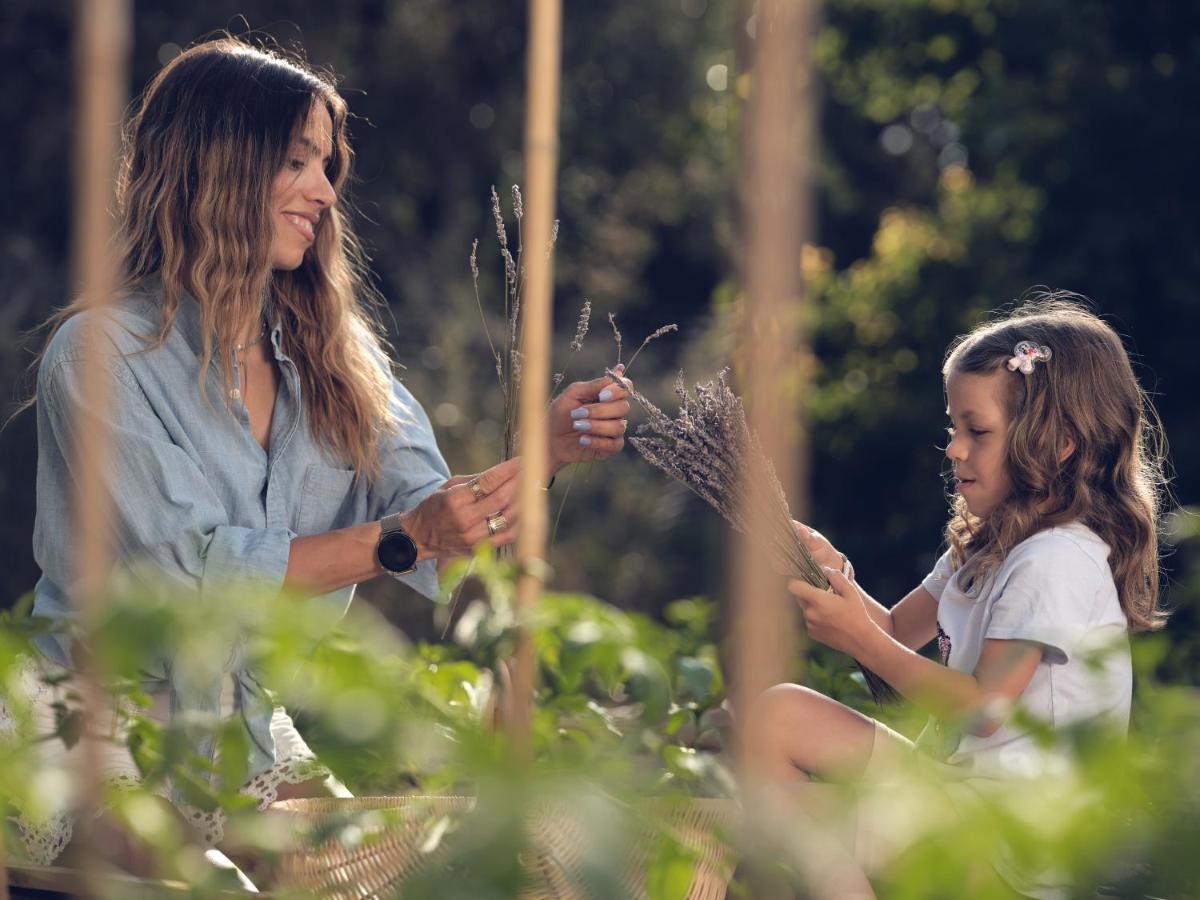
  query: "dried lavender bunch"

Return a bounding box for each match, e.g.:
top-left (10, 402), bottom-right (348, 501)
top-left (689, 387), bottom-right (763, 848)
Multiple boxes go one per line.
top-left (612, 367), bottom-right (898, 705)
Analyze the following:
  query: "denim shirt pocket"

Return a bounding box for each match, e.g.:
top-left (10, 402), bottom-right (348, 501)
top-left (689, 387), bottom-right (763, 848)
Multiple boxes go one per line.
top-left (295, 464), bottom-right (357, 536)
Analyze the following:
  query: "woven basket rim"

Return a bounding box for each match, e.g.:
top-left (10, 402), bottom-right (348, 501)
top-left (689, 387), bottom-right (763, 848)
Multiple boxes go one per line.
top-left (271, 794), bottom-right (740, 813)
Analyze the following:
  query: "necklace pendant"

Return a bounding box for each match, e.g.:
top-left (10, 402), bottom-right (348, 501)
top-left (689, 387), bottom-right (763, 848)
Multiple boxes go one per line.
top-left (230, 388), bottom-right (241, 401)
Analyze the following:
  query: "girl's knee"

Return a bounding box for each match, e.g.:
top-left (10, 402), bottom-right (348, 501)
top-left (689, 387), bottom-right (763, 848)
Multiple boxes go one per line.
top-left (751, 683), bottom-right (823, 721)
top-left (744, 683), bottom-right (822, 746)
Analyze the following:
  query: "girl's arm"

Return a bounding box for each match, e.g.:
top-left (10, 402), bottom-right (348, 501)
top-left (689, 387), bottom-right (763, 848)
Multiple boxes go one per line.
top-left (790, 569), bottom-right (1042, 736)
top-left (854, 625), bottom-right (1043, 736)
top-left (858, 584), bottom-right (940, 651)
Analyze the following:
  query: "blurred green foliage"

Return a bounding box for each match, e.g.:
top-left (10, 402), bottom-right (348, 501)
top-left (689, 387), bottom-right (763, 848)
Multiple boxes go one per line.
top-left (3, 555), bottom-right (1200, 895)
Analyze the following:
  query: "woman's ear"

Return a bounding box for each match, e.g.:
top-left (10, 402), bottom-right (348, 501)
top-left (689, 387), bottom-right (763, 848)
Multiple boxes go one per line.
top-left (1058, 434), bottom-right (1077, 464)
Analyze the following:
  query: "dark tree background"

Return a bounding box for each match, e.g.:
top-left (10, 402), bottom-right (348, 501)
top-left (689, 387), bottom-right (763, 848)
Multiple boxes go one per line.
top-left (2, 0), bottom-right (1196, 683)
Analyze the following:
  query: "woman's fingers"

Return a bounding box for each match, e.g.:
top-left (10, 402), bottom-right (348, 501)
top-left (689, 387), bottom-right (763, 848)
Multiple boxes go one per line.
top-left (558, 433), bottom-right (625, 459)
top-left (570, 397), bottom-right (631, 422)
top-left (568, 416), bottom-right (627, 439)
top-left (463, 502), bottom-right (521, 549)
top-left (562, 369), bottom-right (631, 405)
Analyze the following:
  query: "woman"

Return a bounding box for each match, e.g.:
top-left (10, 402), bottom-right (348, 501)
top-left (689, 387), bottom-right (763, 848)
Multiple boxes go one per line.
top-left (8, 37), bottom-right (630, 869)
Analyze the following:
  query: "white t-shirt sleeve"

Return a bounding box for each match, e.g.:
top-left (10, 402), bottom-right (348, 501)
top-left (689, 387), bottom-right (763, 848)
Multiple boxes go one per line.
top-left (984, 535), bottom-right (1107, 665)
top-left (920, 550), bottom-right (955, 602)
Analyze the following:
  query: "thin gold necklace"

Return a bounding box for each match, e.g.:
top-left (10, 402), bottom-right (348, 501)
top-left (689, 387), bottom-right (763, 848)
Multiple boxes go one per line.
top-left (234, 319), bottom-right (268, 354)
top-left (230, 319), bottom-right (268, 401)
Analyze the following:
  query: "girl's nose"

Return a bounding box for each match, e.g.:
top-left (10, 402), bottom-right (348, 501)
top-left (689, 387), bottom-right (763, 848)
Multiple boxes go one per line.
top-left (945, 432), bottom-right (966, 461)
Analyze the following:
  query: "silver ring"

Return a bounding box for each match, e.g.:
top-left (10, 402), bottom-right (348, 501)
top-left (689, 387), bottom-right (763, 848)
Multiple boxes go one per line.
top-left (486, 512), bottom-right (509, 536)
top-left (467, 477), bottom-right (487, 501)
top-left (840, 552), bottom-right (854, 580)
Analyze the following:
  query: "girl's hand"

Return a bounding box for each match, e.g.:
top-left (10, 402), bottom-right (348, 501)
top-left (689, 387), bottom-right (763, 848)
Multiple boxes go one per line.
top-left (548, 365), bottom-right (632, 473)
top-left (788, 567), bottom-right (877, 657)
top-left (792, 521), bottom-right (854, 581)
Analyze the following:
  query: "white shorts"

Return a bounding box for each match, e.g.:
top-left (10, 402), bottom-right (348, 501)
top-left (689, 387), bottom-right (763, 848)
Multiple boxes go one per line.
top-left (847, 719), bottom-right (982, 874)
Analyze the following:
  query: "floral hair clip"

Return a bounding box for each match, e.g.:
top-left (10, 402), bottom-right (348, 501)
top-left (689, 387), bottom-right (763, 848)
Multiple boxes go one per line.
top-left (1007, 340), bottom-right (1053, 374)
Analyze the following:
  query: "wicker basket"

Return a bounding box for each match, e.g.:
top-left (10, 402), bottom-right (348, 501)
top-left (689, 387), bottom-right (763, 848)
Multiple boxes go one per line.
top-left (272, 794), bottom-right (738, 899)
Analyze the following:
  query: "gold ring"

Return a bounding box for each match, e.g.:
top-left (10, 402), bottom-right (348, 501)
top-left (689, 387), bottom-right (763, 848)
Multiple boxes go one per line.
top-left (486, 512), bottom-right (509, 536)
top-left (467, 477), bottom-right (487, 501)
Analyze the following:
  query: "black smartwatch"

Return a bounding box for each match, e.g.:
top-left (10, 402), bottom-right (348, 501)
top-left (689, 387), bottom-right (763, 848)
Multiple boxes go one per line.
top-left (376, 512), bottom-right (419, 577)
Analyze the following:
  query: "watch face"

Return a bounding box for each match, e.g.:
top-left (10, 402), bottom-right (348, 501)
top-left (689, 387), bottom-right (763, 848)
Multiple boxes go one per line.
top-left (377, 530), bottom-right (418, 574)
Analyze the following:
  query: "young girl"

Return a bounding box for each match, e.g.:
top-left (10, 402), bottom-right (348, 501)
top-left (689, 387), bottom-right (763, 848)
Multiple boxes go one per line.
top-left (743, 296), bottom-right (1166, 898)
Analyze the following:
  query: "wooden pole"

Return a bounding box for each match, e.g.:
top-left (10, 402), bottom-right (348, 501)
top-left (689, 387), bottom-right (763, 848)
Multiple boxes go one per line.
top-left (68, 0), bottom-right (130, 889)
top-left (734, 0), bottom-right (819, 768)
top-left (509, 0), bottom-right (563, 758)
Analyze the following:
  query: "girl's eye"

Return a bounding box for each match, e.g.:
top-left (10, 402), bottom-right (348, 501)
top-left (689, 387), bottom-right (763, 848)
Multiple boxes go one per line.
top-left (970, 429), bottom-right (988, 437)
top-left (287, 159), bottom-right (305, 171)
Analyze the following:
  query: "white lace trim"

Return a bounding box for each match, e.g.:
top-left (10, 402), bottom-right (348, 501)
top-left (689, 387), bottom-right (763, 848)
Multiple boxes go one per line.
top-left (2, 658), bottom-right (332, 864)
top-left (9, 757), bottom-right (331, 865)
top-left (179, 755), bottom-right (331, 847)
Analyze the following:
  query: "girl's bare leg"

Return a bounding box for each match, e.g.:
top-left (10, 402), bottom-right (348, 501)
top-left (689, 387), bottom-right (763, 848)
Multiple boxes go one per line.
top-left (742, 683), bottom-right (879, 783)
top-left (741, 684), bottom-right (882, 899)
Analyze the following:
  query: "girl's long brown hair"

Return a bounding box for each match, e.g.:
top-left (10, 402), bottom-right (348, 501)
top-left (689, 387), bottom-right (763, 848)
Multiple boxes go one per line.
top-left (942, 293), bottom-right (1168, 631)
top-left (34, 37), bottom-right (399, 480)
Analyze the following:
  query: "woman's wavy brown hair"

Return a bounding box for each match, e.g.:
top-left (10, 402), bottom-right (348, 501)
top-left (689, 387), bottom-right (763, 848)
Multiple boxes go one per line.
top-left (37, 37), bottom-right (399, 480)
top-left (942, 292), bottom-right (1168, 632)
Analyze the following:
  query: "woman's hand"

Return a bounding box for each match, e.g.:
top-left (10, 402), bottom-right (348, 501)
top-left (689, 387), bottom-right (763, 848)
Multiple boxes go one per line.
top-left (792, 521), bottom-right (854, 581)
top-left (548, 365), bottom-right (632, 473)
top-left (401, 456), bottom-right (522, 559)
top-left (788, 568), bottom-right (878, 658)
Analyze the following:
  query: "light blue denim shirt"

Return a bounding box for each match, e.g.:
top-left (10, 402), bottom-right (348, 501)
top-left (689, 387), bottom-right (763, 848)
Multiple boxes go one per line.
top-left (31, 280), bottom-right (449, 790)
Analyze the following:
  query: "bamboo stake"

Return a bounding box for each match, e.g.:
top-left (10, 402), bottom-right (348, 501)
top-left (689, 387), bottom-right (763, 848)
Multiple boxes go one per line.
top-left (67, 0), bottom-right (130, 890)
top-left (733, 0), bottom-right (819, 775)
top-left (509, 0), bottom-right (563, 759)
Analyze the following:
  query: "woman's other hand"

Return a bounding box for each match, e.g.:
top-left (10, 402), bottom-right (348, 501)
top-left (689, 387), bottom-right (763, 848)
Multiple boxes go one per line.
top-left (548, 365), bottom-right (632, 473)
top-left (402, 456), bottom-right (522, 559)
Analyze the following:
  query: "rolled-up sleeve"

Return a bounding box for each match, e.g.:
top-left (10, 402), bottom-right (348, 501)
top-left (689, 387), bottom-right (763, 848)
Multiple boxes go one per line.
top-left (364, 377), bottom-right (451, 599)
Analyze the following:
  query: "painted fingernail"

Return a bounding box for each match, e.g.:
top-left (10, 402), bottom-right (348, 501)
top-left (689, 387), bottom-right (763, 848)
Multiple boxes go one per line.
top-left (579, 435), bottom-right (592, 446)
top-left (570, 407), bottom-right (589, 420)
top-left (598, 389), bottom-right (613, 402)
top-left (615, 363), bottom-right (626, 374)
top-left (573, 420), bottom-right (592, 431)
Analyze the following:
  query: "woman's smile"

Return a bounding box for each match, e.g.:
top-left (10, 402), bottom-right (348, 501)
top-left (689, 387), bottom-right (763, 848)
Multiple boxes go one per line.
top-left (282, 210), bottom-right (317, 242)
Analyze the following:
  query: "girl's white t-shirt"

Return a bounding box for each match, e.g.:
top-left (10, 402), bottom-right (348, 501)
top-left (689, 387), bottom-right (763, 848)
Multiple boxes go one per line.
top-left (921, 521), bottom-right (1132, 781)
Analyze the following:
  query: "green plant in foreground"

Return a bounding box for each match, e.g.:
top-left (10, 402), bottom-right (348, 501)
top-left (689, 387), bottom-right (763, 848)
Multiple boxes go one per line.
top-left (2, 554), bottom-right (1199, 897)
